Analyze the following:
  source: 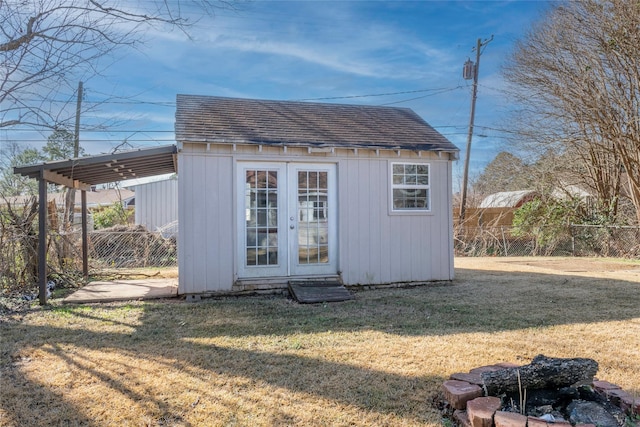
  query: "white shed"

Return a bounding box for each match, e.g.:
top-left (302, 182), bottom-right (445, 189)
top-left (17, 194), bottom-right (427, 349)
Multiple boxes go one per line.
top-left (130, 177), bottom-right (178, 235)
top-left (175, 95), bottom-right (459, 295)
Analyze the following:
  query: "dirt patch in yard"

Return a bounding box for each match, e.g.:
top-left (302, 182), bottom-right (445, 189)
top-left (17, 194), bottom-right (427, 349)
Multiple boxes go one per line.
top-left (455, 256), bottom-right (640, 281)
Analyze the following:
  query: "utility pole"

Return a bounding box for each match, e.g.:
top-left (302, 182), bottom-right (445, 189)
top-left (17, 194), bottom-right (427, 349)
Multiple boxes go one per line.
top-left (64, 81), bottom-right (83, 225)
top-left (459, 36), bottom-right (492, 224)
top-left (62, 81), bottom-right (83, 272)
top-left (74, 81), bottom-right (82, 158)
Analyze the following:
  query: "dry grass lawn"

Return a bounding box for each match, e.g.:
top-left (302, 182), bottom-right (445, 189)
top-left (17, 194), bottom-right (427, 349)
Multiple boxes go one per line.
top-left (1, 257), bottom-right (639, 426)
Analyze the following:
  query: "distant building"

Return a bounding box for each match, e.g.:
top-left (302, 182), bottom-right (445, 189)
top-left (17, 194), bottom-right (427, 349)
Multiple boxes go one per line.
top-left (467, 186), bottom-right (595, 227)
top-left (479, 190), bottom-right (539, 209)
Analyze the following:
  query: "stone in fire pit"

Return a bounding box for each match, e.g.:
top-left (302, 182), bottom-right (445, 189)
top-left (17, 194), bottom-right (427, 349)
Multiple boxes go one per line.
top-left (441, 354), bottom-right (639, 427)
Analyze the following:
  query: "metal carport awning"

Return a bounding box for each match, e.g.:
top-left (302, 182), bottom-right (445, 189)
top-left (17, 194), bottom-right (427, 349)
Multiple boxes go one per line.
top-left (13, 145), bottom-right (178, 305)
top-left (14, 145), bottom-right (178, 187)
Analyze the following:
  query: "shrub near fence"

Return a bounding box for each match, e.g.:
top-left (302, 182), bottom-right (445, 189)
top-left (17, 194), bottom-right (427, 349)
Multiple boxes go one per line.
top-left (0, 225), bottom-right (177, 296)
top-left (571, 224), bottom-right (640, 258)
top-left (455, 224), bottom-right (640, 258)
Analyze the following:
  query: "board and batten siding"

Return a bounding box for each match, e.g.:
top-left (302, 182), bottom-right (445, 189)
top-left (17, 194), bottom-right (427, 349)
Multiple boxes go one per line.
top-left (337, 157), bottom-right (454, 285)
top-left (177, 142), bottom-right (454, 294)
top-left (178, 148), bottom-right (235, 294)
top-left (133, 178), bottom-right (178, 232)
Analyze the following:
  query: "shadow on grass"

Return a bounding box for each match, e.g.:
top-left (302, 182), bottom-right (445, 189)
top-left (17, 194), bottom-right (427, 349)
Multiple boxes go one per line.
top-left (140, 267), bottom-right (640, 339)
top-left (1, 318), bottom-right (446, 425)
top-left (2, 266), bottom-right (639, 425)
top-left (0, 357), bottom-right (97, 427)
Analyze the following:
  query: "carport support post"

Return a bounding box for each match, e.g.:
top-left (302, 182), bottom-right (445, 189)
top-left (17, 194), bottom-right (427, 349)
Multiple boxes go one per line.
top-left (81, 189), bottom-right (88, 277)
top-left (38, 173), bottom-right (48, 305)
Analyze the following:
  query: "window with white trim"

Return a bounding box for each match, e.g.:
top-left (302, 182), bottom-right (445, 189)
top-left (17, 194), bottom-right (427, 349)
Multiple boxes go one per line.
top-left (391, 162), bottom-right (430, 211)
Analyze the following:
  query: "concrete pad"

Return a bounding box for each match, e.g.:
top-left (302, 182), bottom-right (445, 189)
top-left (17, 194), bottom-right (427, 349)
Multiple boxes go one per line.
top-left (63, 278), bottom-right (178, 303)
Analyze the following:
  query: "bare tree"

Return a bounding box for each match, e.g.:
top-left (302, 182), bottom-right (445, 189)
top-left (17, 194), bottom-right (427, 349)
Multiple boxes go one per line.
top-left (0, 195), bottom-right (39, 290)
top-left (1, 0), bottom-right (236, 130)
top-left (471, 151), bottom-right (533, 198)
top-left (504, 0), bottom-right (640, 224)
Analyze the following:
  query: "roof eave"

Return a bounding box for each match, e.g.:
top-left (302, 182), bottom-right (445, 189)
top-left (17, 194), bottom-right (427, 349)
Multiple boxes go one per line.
top-left (177, 138), bottom-right (459, 155)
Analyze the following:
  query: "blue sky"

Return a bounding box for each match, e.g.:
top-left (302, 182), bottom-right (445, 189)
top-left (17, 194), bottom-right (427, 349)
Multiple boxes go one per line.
top-left (6, 0), bottom-right (552, 188)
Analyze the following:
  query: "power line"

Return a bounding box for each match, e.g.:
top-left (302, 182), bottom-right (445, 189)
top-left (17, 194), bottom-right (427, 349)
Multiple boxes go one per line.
top-left (294, 86), bottom-right (460, 102)
top-left (10, 98), bottom-right (176, 106)
top-left (5, 139), bottom-right (176, 143)
top-left (14, 85), bottom-right (464, 107)
top-left (5, 129), bottom-right (174, 133)
top-left (381, 87), bottom-right (463, 106)
top-left (7, 126), bottom-right (471, 134)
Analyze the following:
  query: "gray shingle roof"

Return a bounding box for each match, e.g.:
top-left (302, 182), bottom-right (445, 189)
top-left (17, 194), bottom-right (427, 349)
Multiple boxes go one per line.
top-left (175, 95), bottom-right (458, 153)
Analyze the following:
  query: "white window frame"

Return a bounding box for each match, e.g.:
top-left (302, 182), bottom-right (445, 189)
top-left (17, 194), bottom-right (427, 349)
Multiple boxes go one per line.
top-left (389, 162), bottom-right (431, 213)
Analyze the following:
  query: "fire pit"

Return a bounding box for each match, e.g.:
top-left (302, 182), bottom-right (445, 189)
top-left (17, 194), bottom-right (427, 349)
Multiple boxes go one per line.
top-left (441, 355), bottom-right (639, 427)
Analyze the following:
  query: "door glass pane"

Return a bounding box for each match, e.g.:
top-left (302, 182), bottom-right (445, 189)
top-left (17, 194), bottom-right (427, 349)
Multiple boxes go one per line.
top-left (297, 170), bottom-right (329, 264)
top-left (245, 170), bottom-right (278, 266)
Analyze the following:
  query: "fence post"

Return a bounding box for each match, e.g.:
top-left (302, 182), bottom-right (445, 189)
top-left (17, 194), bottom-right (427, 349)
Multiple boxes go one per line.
top-left (570, 224), bottom-right (575, 256)
top-left (38, 176), bottom-right (48, 305)
top-left (81, 190), bottom-right (88, 278)
top-left (501, 226), bottom-right (508, 257)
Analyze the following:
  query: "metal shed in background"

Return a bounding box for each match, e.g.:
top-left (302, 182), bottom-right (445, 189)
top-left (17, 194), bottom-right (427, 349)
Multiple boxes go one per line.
top-left (128, 176), bottom-right (178, 235)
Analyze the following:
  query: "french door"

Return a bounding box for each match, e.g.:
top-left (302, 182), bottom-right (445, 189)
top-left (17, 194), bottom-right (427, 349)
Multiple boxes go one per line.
top-left (237, 162), bottom-right (337, 278)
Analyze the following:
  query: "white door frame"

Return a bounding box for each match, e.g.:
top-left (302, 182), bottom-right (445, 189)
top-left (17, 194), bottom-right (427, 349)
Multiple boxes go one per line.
top-left (236, 161), bottom-right (337, 279)
top-left (288, 163), bottom-right (337, 276)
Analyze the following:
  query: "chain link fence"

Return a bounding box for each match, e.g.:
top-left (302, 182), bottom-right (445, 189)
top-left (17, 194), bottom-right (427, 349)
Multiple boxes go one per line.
top-left (3, 214), bottom-right (639, 299)
top-left (88, 227), bottom-right (177, 269)
top-left (455, 224), bottom-right (640, 258)
top-left (1, 223), bottom-right (177, 297)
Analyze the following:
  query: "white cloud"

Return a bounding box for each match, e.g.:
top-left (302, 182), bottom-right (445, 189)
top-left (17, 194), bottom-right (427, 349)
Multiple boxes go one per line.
top-left (140, 2), bottom-right (458, 82)
top-left (214, 36), bottom-right (386, 78)
top-left (2, 1), bottom-right (548, 173)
